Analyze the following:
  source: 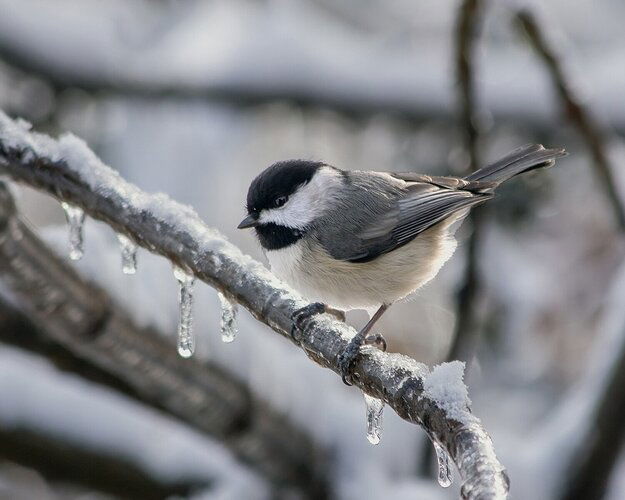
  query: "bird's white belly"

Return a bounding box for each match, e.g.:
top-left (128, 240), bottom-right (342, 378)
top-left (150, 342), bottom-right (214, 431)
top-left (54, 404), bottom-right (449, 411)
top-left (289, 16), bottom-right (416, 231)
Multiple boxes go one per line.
top-left (265, 224), bottom-right (457, 310)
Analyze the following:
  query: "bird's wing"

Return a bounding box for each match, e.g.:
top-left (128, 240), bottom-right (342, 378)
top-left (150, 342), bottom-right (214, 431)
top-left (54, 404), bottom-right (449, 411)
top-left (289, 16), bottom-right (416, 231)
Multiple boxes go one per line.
top-left (336, 173), bottom-right (493, 263)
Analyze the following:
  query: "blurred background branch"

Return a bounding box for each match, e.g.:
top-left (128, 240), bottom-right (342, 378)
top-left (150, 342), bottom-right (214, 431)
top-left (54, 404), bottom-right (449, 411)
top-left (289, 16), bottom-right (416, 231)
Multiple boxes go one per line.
top-left (447, 0), bottom-right (488, 366)
top-left (422, 0), bottom-right (488, 478)
top-left (2, 2), bottom-right (625, 134)
top-left (516, 8), bottom-right (625, 233)
top-left (512, 7), bottom-right (625, 500)
top-left (0, 424), bottom-right (205, 499)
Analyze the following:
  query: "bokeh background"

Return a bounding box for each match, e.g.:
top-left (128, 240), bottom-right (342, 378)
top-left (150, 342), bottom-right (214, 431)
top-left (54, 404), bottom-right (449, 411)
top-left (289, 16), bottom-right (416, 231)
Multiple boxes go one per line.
top-left (1, 0), bottom-right (625, 499)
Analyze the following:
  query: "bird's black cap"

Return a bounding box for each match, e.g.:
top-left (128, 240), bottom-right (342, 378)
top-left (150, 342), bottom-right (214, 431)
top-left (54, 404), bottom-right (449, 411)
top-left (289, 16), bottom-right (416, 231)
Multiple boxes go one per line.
top-left (245, 160), bottom-right (325, 214)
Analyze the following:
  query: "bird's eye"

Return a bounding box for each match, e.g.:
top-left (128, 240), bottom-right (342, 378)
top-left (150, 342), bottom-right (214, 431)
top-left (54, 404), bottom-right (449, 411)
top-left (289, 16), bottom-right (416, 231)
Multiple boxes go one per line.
top-left (274, 195), bottom-right (288, 208)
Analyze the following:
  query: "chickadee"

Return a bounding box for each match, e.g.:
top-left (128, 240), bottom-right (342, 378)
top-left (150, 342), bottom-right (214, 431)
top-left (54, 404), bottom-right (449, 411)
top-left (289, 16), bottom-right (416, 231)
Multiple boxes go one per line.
top-left (238, 144), bottom-right (566, 384)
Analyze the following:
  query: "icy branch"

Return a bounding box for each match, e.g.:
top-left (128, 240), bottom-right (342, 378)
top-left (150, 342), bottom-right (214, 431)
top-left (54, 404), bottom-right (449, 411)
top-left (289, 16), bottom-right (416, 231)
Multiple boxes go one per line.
top-left (0, 182), bottom-right (327, 498)
top-left (0, 111), bottom-right (508, 499)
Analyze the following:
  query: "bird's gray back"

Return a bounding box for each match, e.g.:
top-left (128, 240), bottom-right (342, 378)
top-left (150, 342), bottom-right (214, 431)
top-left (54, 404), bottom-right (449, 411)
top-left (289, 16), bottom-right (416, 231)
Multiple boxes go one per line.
top-left (310, 170), bottom-right (405, 260)
top-left (309, 168), bottom-right (492, 262)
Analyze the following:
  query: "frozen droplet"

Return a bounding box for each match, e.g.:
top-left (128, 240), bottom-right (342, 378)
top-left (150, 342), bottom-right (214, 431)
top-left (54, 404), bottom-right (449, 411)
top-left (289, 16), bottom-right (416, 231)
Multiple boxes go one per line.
top-left (117, 233), bottom-right (137, 274)
top-left (173, 264), bottom-right (195, 358)
top-left (61, 202), bottom-right (85, 261)
top-left (433, 440), bottom-right (453, 488)
top-left (217, 292), bottom-right (238, 343)
top-left (364, 393), bottom-right (384, 445)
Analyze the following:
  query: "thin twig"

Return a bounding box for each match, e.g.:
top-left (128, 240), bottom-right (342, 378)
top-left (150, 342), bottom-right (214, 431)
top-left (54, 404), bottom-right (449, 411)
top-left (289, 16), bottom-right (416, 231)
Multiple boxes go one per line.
top-left (516, 8), bottom-right (625, 232)
top-left (0, 111), bottom-right (509, 499)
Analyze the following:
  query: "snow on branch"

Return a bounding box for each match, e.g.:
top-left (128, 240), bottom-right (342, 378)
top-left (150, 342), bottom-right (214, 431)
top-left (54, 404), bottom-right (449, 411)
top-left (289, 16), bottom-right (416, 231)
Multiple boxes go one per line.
top-left (0, 183), bottom-right (327, 498)
top-left (0, 111), bottom-right (509, 499)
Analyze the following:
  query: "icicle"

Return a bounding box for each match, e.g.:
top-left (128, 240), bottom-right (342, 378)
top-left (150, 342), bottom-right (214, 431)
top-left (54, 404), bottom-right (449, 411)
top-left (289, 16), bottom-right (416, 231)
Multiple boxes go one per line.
top-left (217, 291), bottom-right (238, 343)
top-left (173, 264), bottom-right (195, 358)
top-left (116, 233), bottom-right (137, 274)
top-left (363, 393), bottom-right (384, 445)
top-left (61, 202), bottom-right (85, 261)
top-left (433, 440), bottom-right (453, 488)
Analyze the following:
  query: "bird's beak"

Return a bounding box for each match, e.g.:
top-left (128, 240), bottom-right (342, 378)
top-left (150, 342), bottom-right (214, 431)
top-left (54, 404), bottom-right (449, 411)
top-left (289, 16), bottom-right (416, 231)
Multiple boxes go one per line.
top-left (237, 213), bottom-right (259, 229)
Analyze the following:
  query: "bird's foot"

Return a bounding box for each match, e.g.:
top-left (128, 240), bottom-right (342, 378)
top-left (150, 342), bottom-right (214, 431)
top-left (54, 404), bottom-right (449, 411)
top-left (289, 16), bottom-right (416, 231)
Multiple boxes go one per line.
top-left (365, 332), bottom-right (387, 352)
top-left (338, 331), bottom-right (387, 386)
top-left (290, 303), bottom-right (345, 342)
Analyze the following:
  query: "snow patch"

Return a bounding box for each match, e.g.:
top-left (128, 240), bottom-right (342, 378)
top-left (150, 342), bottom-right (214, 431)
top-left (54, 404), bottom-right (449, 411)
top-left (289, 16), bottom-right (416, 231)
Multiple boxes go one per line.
top-left (422, 361), bottom-right (477, 425)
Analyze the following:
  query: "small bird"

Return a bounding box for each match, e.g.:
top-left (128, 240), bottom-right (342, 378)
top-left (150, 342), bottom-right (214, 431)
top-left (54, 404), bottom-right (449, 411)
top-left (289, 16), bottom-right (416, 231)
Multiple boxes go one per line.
top-left (238, 144), bottom-right (566, 384)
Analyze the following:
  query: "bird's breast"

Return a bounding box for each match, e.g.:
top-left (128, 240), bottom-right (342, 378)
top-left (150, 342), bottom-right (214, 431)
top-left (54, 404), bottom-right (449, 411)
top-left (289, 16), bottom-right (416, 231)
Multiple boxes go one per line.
top-left (265, 225), bottom-right (458, 310)
top-left (265, 241), bottom-right (305, 286)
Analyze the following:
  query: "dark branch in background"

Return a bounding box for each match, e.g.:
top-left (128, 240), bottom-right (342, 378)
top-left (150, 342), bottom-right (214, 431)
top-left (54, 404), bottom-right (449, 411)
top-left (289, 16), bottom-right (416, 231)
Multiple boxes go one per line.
top-left (456, 0), bottom-right (483, 175)
top-left (0, 185), bottom-right (327, 499)
top-left (0, 425), bottom-right (206, 500)
top-left (0, 45), bottom-right (434, 126)
top-left (513, 8), bottom-right (625, 500)
top-left (559, 324), bottom-right (625, 500)
top-left (0, 301), bottom-right (207, 498)
top-left (0, 297), bottom-right (152, 398)
top-left (421, 0), bottom-right (488, 477)
top-left (516, 9), bottom-right (625, 233)
top-left (0, 34), bottom-right (617, 135)
top-left (0, 113), bottom-right (509, 500)
top-left (447, 0), bottom-right (488, 364)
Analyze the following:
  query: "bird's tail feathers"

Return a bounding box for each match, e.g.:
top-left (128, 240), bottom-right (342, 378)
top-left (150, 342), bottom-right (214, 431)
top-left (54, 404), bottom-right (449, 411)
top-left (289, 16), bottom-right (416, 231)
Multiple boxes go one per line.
top-left (465, 143), bottom-right (567, 185)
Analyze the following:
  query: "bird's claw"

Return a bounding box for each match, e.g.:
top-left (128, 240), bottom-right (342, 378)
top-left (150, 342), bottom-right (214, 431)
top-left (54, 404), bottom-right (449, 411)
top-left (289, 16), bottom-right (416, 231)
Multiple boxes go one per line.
top-left (365, 332), bottom-right (387, 352)
top-left (338, 331), bottom-right (387, 386)
top-left (290, 302), bottom-right (327, 342)
top-left (338, 335), bottom-right (364, 386)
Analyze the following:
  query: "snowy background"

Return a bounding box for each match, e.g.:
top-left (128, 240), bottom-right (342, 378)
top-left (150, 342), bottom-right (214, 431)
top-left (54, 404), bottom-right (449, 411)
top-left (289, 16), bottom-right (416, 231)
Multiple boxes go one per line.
top-left (1, 0), bottom-right (625, 499)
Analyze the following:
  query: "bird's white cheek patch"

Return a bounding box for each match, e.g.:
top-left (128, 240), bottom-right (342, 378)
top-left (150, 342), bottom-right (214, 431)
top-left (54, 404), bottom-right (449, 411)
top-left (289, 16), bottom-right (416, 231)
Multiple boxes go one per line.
top-left (259, 204), bottom-right (312, 229)
top-left (258, 167), bottom-right (343, 229)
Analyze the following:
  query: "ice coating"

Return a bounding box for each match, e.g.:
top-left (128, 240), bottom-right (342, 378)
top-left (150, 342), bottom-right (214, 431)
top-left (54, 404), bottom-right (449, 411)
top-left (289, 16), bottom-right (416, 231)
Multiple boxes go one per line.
top-left (433, 440), bottom-right (453, 488)
top-left (217, 292), bottom-right (238, 343)
top-left (173, 264), bottom-right (195, 358)
top-left (364, 393), bottom-right (384, 445)
top-left (117, 233), bottom-right (137, 274)
top-left (0, 112), bottom-right (311, 310)
top-left (61, 201), bottom-right (85, 261)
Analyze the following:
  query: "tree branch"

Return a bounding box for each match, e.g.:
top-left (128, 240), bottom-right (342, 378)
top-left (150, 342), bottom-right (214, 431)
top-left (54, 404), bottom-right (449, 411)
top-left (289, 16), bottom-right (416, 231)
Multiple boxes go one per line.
top-left (515, 8), bottom-right (625, 233)
top-left (559, 327), bottom-right (625, 500)
top-left (0, 296), bottom-right (153, 398)
top-left (512, 10), bottom-right (625, 496)
top-left (0, 426), bottom-right (207, 499)
top-left (0, 182), bottom-right (327, 498)
top-left (0, 111), bottom-right (509, 499)
top-left (2, 14), bottom-right (625, 134)
top-left (447, 0), bottom-right (488, 364)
